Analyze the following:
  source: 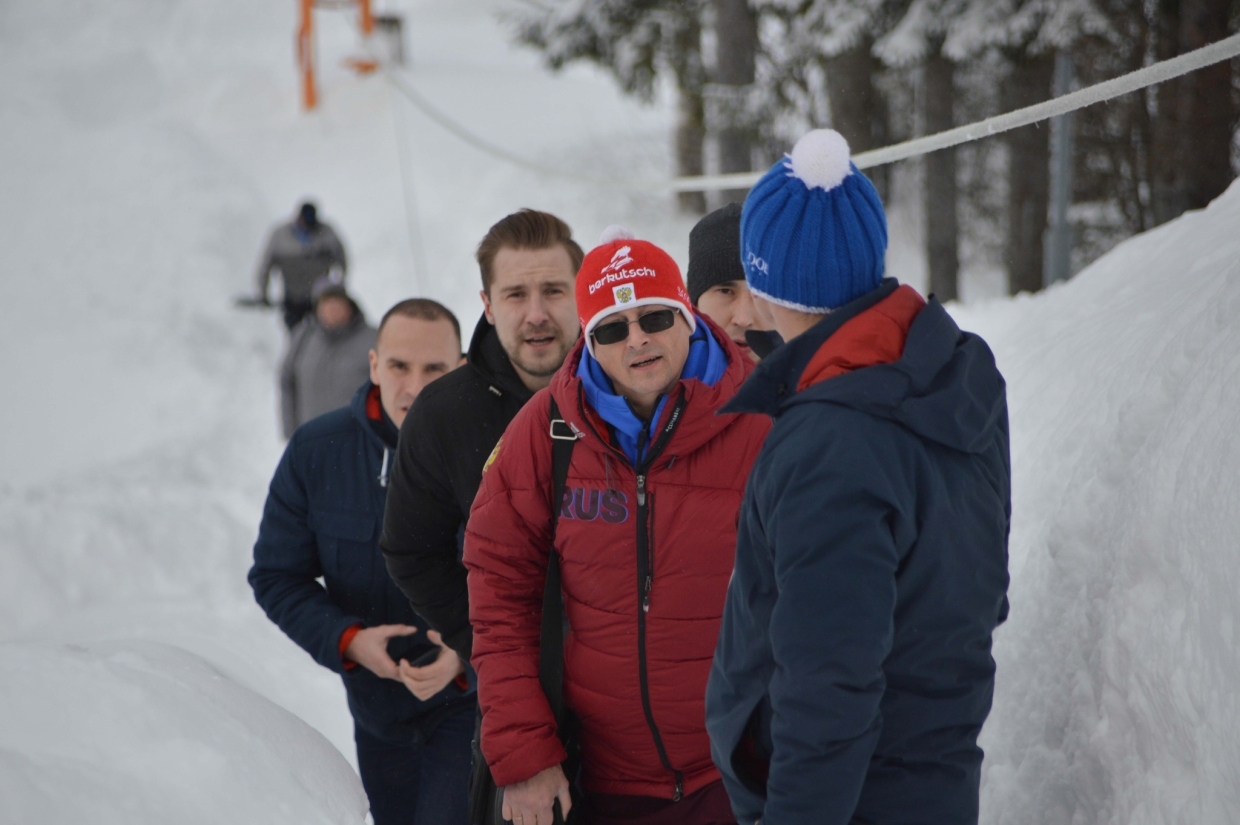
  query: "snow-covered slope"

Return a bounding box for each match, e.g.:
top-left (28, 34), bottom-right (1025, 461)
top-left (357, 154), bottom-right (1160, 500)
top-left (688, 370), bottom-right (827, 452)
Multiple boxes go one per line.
top-left (0, 640), bottom-right (368, 824)
top-left (952, 182), bottom-right (1240, 824)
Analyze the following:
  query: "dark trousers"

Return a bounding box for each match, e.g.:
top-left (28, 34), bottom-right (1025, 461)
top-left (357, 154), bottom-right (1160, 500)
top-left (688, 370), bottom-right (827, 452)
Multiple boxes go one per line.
top-left (282, 299), bottom-right (314, 331)
top-left (582, 780), bottom-right (736, 825)
top-left (354, 705), bottom-right (475, 825)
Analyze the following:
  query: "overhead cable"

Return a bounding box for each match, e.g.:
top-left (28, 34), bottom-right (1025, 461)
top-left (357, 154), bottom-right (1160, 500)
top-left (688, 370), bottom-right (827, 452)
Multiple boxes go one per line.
top-left (381, 31), bottom-right (1240, 193)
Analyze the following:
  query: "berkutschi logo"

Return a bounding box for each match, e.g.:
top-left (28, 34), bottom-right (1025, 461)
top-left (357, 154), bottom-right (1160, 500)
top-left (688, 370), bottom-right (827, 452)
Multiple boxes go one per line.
top-left (601, 245), bottom-right (633, 274)
top-left (588, 267), bottom-right (657, 295)
top-left (559, 486), bottom-right (629, 524)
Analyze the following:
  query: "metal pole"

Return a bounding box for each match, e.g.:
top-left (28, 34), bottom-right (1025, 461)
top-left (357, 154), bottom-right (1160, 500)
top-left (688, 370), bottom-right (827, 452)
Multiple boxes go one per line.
top-left (298, 0), bottom-right (316, 110)
top-left (1044, 50), bottom-right (1075, 287)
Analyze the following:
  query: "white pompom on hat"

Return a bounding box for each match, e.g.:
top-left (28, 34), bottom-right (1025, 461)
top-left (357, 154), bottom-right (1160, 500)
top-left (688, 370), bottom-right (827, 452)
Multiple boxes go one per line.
top-left (787, 129), bottom-right (853, 191)
top-left (598, 224), bottom-right (636, 244)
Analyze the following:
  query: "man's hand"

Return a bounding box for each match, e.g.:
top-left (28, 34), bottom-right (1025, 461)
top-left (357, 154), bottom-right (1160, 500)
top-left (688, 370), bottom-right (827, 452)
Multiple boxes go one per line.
top-left (502, 764), bottom-right (571, 825)
top-left (343, 624), bottom-right (417, 680)
top-left (397, 629), bottom-right (465, 701)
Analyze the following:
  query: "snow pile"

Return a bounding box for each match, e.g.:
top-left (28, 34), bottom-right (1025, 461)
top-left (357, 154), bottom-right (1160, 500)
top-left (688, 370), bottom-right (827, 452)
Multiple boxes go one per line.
top-left (0, 639), bottom-right (367, 824)
top-left (2, 0), bottom-right (1237, 819)
top-left (951, 181), bottom-right (1240, 823)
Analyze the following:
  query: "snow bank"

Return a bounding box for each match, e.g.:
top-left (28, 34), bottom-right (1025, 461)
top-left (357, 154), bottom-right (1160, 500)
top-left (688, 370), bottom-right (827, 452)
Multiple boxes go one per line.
top-left (0, 639), bottom-right (367, 824)
top-left (951, 181), bottom-right (1240, 824)
top-left (3, 0), bottom-right (1237, 819)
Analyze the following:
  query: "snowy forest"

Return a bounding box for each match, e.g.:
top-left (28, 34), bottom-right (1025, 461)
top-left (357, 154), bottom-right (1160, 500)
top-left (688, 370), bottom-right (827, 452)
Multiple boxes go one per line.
top-left (1, 0), bottom-right (1239, 822)
top-left (512, 0), bottom-right (1240, 298)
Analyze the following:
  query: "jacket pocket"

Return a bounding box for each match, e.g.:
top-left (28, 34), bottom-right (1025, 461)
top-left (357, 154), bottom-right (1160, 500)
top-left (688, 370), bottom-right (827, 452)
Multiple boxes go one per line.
top-left (313, 511), bottom-right (377, 579)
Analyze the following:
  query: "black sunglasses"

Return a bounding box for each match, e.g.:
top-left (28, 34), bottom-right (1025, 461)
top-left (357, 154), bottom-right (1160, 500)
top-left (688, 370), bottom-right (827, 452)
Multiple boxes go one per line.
top-left (591, 308), bottom-right (679, 346)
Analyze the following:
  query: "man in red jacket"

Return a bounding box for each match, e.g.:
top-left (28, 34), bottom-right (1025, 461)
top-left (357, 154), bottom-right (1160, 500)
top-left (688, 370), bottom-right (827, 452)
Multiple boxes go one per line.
top-left (464, 228), bottom-right (770, 825)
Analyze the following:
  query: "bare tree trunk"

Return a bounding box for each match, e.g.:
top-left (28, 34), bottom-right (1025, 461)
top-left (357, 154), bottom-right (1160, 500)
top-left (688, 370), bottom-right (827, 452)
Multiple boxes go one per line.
top-left (1177, 0), bottom-right (1236, 210)
top-left (713, 0), bottom-right (757, 203)
top-left (826, 38), bottom-right (889, 201)
top-left (1004, 52), bottom-right (1054, 295)
top-left (923, 51), bottom-right (959, 302)
top-left (676, 89), bottom-right (707, 214)
top-left (673, 13), bottom-right (707, 214)
top-left (1151, 0), bottom-right (1185, 225)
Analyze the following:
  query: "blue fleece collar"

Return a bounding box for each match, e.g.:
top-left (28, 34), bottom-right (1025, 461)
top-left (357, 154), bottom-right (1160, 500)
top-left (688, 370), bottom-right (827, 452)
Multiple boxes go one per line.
top-left (578, 314), bottom-right (728, 466)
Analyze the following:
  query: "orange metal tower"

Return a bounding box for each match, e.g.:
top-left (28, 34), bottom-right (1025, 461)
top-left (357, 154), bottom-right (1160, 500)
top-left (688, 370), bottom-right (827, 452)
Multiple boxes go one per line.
top-left (297, 0), bottom-right (377, 111)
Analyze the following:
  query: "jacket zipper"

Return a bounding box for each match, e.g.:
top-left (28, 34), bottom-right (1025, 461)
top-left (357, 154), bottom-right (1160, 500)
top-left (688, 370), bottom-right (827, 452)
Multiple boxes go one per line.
top-left (579, 386), bottom-right (687, 801)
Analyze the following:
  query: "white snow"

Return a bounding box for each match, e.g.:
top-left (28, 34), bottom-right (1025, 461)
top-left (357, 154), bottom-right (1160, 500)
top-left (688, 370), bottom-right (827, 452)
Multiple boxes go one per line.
top-left (0, 640), bottom-right (368, 824)
top-left (1, 0), bottom-right (1237, 821)
top-left (951, 182), bottom-right (1240, 824)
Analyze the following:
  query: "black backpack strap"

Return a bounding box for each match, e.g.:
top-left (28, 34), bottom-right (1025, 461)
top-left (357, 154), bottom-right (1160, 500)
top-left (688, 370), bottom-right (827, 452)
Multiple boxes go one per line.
top-left (540, 397), bottom-right (577, 726)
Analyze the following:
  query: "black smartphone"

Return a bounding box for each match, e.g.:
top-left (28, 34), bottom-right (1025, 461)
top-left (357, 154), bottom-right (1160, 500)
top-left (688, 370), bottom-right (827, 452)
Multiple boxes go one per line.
top-left (386, 634), bottom-right (436, 666)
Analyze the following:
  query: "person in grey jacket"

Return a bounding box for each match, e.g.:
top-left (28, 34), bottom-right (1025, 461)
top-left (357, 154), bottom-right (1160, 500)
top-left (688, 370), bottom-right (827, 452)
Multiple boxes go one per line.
top-left (280, 280), bottom-right (376, 439)
top-left (255, 201), bottom-right (349, 330)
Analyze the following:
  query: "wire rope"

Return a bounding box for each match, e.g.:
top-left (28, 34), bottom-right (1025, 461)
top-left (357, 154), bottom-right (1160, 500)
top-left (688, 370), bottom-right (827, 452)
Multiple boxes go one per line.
top-left (378, 31), bottom-right (1240, 193)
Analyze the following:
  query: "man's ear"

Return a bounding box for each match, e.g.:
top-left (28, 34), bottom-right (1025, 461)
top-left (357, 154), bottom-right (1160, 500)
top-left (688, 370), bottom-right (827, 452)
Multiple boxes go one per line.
top-left (368, 348), bottom-right (380, 385)
top-left (480, 289), bottom-right (495, 325)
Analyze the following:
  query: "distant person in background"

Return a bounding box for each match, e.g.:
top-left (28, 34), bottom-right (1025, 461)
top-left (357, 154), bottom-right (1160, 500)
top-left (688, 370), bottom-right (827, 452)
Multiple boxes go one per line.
top-left (687, 203), bottom-right (781, 362)
top-left (280, 279), bottom-right (376, 439)
top-left (255, 200), bottom-right (349, 330)
top-left (251, 298), bottom-right (473, 825)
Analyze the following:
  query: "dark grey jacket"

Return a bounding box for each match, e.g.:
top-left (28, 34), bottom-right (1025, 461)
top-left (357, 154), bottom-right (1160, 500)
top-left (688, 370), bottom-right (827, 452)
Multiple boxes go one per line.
top-left (280, 313), bottom-right (376, 439)
top-left (255, 220), bottom-right (348, 306)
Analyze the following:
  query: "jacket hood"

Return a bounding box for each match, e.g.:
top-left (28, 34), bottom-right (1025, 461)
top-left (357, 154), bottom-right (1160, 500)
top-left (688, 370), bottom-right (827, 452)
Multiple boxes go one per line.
top-left (725, 280), bottom-right (1006, 455)
top-left (349, 381), bottom-right (400, 452)
top-left (550, 313), bottom-right (755, 464)
top-left (465, 313), bottom-right (536, 402)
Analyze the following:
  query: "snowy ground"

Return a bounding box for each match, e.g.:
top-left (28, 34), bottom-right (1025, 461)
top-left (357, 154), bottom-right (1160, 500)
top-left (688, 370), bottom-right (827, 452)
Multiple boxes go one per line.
top-left (1, 0), bottom-right (1237, 822)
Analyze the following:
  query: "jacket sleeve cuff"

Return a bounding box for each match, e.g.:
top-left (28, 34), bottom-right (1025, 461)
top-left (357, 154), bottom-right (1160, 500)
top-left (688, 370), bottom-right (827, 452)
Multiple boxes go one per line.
top-left (487, 733), bottom-right (567, 787)
top-left (457, 661), bottom-right (478, 693)
top-left (338, 623), bottom-right (363, 672)
top-left (444, 624), bottom-right (473, 663)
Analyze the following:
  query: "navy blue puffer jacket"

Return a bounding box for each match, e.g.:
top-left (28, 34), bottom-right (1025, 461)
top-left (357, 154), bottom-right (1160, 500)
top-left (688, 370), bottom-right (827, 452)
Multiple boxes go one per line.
top-left (250, 382), bottom-right (473, 742)
top-left (706, 280), bottom-right (1010, 825)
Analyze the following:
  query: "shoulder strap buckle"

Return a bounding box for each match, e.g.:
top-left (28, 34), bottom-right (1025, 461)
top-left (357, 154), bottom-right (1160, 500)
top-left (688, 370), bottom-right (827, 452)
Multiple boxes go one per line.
top-left (549, 418), bottom-right (579, 441)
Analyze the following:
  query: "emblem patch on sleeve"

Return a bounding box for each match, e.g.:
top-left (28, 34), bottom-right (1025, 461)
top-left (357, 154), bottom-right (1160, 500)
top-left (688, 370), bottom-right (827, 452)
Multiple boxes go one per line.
top-left (482, 437), bottom-right (502, 474)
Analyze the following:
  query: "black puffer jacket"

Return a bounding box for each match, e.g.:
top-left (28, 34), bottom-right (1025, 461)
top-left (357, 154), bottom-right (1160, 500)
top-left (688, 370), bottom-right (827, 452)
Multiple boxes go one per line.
top-left (381, 314), bottom-right (533, 661)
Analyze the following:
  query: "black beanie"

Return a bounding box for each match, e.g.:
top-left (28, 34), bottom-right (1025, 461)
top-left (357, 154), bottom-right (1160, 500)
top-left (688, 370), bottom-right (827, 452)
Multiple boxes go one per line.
top-left (299, 201), bottom-right (319, 229)
top-left (686, 202), bottom-right (744, 305)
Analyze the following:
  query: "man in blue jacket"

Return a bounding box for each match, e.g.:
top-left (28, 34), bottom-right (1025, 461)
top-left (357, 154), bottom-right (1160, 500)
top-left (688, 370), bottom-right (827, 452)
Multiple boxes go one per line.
top-left (706, 129), bottom-right (1011, 825)
top-left (250, 298), bottom-right (472, 825)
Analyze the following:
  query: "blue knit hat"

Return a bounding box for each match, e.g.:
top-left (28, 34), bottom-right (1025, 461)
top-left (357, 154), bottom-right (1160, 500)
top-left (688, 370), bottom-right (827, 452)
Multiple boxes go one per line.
top-left (740, 129), bottom-right (888, 312)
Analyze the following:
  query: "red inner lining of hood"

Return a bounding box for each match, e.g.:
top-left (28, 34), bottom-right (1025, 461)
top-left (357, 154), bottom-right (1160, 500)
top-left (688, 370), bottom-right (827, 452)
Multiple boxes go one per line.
top-left (366, 384), bottom-right (383, 421)
top-left (797, 285), bottom-right (926, 393)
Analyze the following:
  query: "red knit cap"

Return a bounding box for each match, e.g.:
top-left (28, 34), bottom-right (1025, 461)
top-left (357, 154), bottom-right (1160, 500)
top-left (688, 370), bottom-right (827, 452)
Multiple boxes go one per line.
top-left (577, 226), bottom-right (695, 358)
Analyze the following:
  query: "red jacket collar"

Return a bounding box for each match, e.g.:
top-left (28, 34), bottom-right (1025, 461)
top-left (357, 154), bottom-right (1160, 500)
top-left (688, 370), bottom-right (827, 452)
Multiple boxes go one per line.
top-left (366, 383), bottom-right (384, 421)
top-left (797, 284), bottom-right (926, 392)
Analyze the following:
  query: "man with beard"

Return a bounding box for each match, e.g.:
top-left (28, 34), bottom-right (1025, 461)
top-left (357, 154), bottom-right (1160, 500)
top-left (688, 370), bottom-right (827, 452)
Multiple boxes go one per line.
top-left (381, 209), bottom-right (583, 667)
